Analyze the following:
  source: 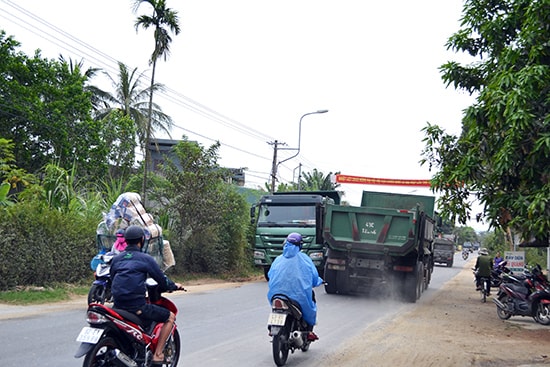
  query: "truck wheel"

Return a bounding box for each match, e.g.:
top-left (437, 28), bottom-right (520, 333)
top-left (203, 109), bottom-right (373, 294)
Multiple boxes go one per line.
top-left (324, 268), bottom-right (337, 294)
top-left (336, 269), bottom-right (350, 295)
top-left (403, 262), bottom-right (422, 303)
top-left (264, 266), bottom-right (270, 281)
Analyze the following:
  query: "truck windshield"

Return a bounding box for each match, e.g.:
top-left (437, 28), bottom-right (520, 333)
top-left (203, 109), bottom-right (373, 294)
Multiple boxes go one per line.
top-left (257, 204), bottom-right (316, 227)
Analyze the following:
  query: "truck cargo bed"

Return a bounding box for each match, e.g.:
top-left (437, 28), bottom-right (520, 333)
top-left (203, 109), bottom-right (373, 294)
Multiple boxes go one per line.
top-left (323, 204), bottom-right (419, 255)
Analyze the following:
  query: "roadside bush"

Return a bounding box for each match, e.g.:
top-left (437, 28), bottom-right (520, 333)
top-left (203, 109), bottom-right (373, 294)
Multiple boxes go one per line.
top-left (0, 202), bottom-right (96, 290)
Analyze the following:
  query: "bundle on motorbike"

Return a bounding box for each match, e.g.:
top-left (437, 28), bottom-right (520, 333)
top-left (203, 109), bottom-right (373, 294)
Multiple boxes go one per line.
top-left (493, 264), bottom-right (550, 325)
top-left (75, 279), bottom-right (185, 367)
top-left (267, 294), bottom-right (315, 366)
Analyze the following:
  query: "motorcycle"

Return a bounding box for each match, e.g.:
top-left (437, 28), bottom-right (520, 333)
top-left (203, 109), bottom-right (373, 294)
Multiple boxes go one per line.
top-left (489, 260), bottom-right (512, 288)
top-left (75, 278), bottom-right (185, 367)
top-left (462, 249), bottom-right (470, 260)
top-left (88, 252), bottom-right (114, 305)
top-left (267, 294), bottom-right (315, 366)
top-left (493, 264), bottom-right (550, 325)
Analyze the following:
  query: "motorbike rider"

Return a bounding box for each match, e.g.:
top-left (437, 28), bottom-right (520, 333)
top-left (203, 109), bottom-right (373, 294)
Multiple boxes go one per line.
top-left (474, 247), bottom-right (493, 295)
top-left (110, 225), bottom-right (183, 366)
top-left (267, 232), bottom-right (324, 341)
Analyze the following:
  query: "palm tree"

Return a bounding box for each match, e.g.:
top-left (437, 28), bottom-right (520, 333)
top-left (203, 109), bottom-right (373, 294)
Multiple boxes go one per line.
top-left (299, 169), bottom-right (340, 191)
top-left (132, 0), bottom-right (181, 203)
top-left (94, 61), bottom-right (173, 148)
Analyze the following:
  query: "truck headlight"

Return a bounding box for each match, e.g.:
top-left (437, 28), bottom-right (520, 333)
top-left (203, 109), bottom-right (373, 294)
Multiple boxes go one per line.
top-left (309, 252), bottom-right (324, 260)
top-left (254, 251), bottom-right (265, 259)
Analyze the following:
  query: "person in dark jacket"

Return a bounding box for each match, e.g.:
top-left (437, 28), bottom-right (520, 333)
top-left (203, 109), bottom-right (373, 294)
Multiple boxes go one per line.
top-left (110, 225), bottom-right (183, 366)
top-left (474, 247), bottom-right (493, 295)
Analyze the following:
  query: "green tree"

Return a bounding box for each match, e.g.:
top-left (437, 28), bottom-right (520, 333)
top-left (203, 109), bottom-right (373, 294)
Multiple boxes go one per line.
top-left (132, 0), bottom-right (181, 202)
top-left (299, 169), bottom-right (340, 191)
top-left (420, 0), bottom-right (550, 243)
top-left (93, 62), bottom-right (173, 177)
top-left (159, 137), bottom-right (249, 273)
top-left (0, 31), bottom-right (107, 179)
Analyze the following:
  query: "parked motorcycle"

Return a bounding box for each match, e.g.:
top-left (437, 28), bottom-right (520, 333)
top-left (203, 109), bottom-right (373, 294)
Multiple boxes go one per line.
top-left (75, 278), bottom-right (185, 367)
top-left (490, 260), bottom-right (512, 288)
top-left (267, 294), bottom-right (315, 366)
top-left (87, 252), bottom-right (114, 305)
top-left (493, 264), bottom-right (550, 325)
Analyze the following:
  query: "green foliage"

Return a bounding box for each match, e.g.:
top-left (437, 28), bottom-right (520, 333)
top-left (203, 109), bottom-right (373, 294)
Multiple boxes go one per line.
top-left (454, 226), bottom-right (478, 247)
top-left (159, 137), bottom-right (250, 274)
top-left (420, 0), bottom-right (550, 242)
top-left (299, 168), bottom-right (340, 191)
top-left (0, 202), bottom-right (96, 291)
top-left (0, 31), bottom-right (108, 179)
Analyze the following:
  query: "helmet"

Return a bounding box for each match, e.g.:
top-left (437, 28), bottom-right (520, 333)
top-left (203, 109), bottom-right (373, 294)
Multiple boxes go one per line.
top-left (286, 232), bottom-right (303, 246)
top-left (478, 248), bottom-right (489, 256)
top-left (124, 225), bottom-right (144, 242)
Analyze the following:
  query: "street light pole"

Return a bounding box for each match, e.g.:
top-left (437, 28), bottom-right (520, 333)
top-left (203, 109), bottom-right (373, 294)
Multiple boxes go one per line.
top-left (270, 109), bottom-right (328, 193)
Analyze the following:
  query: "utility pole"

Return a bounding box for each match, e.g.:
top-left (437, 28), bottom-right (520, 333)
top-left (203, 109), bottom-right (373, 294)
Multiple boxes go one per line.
top-left (268, 140), bottom-right (285, 193)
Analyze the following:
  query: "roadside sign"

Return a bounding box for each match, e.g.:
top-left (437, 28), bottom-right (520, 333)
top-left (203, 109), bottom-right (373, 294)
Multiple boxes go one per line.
top-left (504, 251), bottom-right (525, 273)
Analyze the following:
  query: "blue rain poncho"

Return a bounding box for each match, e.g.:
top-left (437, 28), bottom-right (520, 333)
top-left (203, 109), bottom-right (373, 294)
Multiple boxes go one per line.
top-left (267, 241), bottom-right (324, 326)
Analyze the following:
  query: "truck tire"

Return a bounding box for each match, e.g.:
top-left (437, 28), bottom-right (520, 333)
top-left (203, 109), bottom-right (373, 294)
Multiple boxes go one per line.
top-left (403, 262), bottom-right (423, 303)
top-left (264, 266), bottom-right (270, 281)
top-left (336, 269), bottom-right (351, 294)
top-left (324, 267), bottom-right (337, 294)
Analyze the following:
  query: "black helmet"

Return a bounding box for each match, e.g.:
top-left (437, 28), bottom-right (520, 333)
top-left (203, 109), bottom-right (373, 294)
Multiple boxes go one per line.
top-left (124, 225), bottom-right (144, 243)
top-left (286, 232), bottom-right (303, 246)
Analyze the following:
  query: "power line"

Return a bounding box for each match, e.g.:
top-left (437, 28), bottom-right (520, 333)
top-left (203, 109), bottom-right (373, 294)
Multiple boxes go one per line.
top-left (0, 1), bottom-right (276, 161)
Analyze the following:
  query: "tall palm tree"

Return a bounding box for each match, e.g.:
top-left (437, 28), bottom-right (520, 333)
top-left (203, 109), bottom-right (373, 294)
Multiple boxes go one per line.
top-left (94, 61), bottom-right (173, 148)
top-left (132, 0), bottom-right (181, 203)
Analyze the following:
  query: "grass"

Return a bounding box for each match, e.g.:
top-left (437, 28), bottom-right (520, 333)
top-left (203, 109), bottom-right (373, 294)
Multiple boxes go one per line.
top-left (0, 284), bottom-right (90, 305)
top-left (0, 270), bottom-right (263, 306)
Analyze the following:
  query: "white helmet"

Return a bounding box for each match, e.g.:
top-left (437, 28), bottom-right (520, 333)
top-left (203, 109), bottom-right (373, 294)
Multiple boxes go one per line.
top-left (478, 248), bottom-right (489, 256)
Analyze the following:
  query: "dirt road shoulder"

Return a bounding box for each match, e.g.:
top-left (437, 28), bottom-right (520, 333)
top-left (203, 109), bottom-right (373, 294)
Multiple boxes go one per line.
top-left (319, 259), bottom-right (550, 367)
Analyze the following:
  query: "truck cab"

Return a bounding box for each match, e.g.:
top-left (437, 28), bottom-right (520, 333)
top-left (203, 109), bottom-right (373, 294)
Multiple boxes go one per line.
top-left (251, 191), bottom-right (340, 279)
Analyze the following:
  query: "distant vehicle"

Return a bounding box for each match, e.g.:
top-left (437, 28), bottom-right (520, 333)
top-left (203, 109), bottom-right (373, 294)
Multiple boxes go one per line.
top-left (433, 238), bottom-right (455, 267)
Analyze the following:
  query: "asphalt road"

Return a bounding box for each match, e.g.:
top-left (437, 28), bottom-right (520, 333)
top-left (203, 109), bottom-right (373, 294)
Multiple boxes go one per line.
top-left (0, 253), bottom-right (468, 367)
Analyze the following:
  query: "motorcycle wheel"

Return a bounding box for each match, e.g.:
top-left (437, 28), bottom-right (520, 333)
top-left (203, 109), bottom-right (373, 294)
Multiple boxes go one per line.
top-left (272, 329), bottom-right (290, 366)
top-left (163, 328), bottom-right (181, 367)
top-left (533, 302), bottom-right (550, 325)
top-left (301, 340), bottom-right (311, 352)
top-left (87, 284), bottom-right (106, 305)
top-left (82, 336), bottom-right (118, 367)
top-left (496, 294), bottom-right (512, 320)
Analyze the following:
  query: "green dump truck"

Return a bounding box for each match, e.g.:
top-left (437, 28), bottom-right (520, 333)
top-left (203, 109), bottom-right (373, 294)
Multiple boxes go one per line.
top-left (323, 191), bottom-right (436, 302)
top-left (251, 190), bottom-right (341, 279)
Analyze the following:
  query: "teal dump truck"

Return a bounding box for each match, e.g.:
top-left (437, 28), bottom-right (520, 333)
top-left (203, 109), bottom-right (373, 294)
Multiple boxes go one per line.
top-left (323, 191), bottom-right (436, 302)
top-left (251, 190), bottom-right (341, 279)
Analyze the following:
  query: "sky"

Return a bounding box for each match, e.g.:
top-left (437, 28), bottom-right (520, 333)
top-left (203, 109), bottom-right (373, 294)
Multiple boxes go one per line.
top-left (0, 0), bottom-right (487, 230)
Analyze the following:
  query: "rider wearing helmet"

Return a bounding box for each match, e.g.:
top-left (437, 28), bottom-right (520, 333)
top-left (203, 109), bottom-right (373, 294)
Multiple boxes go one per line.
top-left (474, 247), bottom-right (493, 295)
top-left (110, 225), bottom-right (183, 366)
top-left (267, 232), bottom-right (324, 341)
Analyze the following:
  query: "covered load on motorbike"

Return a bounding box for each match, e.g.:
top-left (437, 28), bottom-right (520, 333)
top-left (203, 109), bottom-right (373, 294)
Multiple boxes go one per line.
top-left (95, 192), bottom-right (175, 271)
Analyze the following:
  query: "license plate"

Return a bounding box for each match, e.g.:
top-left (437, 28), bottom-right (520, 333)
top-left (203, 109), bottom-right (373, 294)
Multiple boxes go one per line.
top-left (76, 327), bottom-right (104, 344)
top-left (267, 312), bottom-right (287, 326)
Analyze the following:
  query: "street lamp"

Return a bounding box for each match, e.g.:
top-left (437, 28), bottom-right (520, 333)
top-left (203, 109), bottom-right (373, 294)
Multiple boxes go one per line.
top-left (270, 109), bottom-right (329, 192)
top-left (278, 109), bottom-right (329, 166)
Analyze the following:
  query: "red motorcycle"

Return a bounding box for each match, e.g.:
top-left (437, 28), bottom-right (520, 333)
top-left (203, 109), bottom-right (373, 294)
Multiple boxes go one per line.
top-left (493, 264), bottom-right (550, 325)
top-left (75, 279), bottom-right (185, 367)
